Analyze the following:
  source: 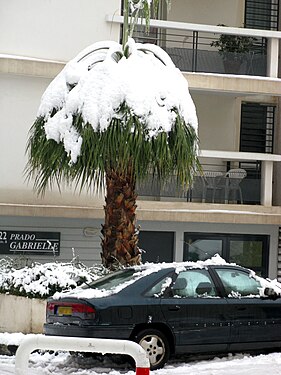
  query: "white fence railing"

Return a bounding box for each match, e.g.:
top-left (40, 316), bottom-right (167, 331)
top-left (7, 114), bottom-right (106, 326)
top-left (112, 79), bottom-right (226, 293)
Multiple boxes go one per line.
top-left (15, 335), bottom-right (150, 375)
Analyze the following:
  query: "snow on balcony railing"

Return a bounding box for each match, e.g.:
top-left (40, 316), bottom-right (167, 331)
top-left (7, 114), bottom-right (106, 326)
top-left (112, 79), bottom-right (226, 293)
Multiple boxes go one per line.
top-left (106, 15), bottom-right (281, 78)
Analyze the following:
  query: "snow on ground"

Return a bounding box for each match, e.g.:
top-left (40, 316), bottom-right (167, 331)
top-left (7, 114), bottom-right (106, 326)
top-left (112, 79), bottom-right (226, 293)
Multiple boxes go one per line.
top-left (1, 333), bottom-right (281, 374)
top-left (2, 349), bottom-right (281, 375)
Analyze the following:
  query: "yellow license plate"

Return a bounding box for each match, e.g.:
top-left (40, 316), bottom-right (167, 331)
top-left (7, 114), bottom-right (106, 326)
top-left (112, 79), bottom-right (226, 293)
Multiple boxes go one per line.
top-left (57, 306), bottom-right (72, 316)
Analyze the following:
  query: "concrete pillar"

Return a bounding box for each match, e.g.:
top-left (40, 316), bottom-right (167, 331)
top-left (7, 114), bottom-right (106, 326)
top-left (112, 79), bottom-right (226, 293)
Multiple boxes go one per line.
top-left (174, 230), bottom-right (184, 262)
top-left (261, 160), bottom-right (273, 206)
top-left (267, 38), bottom-right (279, 78)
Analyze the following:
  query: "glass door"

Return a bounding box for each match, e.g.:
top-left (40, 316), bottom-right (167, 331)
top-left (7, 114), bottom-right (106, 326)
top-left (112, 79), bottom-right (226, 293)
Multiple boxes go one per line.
top-left (184, 233), bottom-right (269, 277)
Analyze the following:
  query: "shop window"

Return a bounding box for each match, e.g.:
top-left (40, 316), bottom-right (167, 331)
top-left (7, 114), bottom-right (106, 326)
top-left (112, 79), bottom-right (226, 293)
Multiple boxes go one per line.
top-left (183, 233), bottom-right (269, 277)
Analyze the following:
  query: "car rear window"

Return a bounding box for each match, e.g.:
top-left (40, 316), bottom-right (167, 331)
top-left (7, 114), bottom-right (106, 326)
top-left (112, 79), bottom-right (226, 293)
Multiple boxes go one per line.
top-left (85, 269), bottom-right (136, 290)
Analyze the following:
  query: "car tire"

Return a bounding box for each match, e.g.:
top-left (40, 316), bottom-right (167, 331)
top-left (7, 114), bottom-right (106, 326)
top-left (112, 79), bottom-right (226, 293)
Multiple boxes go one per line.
top-left (135, 328), bottom-right (170, 370)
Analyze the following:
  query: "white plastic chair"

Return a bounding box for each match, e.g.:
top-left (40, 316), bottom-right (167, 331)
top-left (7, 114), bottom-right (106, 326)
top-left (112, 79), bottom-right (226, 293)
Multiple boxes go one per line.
top-left (202, 171), bottom-right (224, 203)
top-left (225, 168), bottom-right (247, 204)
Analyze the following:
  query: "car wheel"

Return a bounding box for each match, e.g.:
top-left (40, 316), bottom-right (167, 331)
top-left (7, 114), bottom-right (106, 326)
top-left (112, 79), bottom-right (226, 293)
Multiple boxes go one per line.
top-left (135, 329), bottom-right (170, 370)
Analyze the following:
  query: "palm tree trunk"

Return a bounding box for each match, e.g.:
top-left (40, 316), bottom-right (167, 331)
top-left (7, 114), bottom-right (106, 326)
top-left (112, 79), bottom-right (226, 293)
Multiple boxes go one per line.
top-left (101, 168), bottom-right (141, 269)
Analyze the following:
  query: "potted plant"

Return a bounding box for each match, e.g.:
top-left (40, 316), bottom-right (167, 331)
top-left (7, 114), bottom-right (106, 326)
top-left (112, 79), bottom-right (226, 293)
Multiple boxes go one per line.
top-left (210, 24), bottom-right (256, 73)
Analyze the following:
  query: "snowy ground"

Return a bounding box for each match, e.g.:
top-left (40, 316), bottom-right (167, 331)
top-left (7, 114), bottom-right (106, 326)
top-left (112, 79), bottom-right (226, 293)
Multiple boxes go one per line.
top-left (1, 333), bottom-right (281, 375)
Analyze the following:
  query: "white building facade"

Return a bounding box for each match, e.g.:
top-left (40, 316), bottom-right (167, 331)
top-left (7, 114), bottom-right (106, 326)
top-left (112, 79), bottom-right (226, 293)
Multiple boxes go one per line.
top-left (1, 0), bottom-right (281, 278)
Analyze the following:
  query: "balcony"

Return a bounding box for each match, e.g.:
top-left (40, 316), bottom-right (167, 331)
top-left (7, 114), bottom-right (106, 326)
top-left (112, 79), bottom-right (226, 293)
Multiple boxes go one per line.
top-left (137, 150), bottom-right (281, 207)
top-left (107, 15), bottom-right (281, 208)
top-left (107, 15), bottom-right (281, 79)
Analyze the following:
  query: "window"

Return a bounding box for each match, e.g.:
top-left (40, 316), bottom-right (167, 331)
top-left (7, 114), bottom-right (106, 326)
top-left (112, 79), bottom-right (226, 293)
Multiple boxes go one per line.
top-left (172, 269), bottom-right (217, 298)
top-left (240, 103), bottom-right (275, 155)
top-left (245, 0), bottom-right (279, 31)
top-left (229, 239), bottom-right (263, 270)
top-left (184, 237), bottom-right (223, 262)
top-left (145, 276), bottom-right (173, 297)
top-left (86, 269), bottom-right (135, 290)
top-left (216, 268), bottom-right (261, 297)
top-left (184, 233), bottom-right (269, 277)
top-left (239, 102), bottom-right (275, 204)
top-left (244, 1), bottom-right (279, 76)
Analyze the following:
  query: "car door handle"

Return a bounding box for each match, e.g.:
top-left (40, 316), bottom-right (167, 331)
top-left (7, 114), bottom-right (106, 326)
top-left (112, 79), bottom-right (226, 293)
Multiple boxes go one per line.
top-left (169, 305), bottom-right (181, 311)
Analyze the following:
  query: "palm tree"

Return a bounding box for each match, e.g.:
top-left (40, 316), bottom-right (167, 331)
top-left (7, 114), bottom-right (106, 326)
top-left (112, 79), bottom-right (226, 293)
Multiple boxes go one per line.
top-left (25, 0), bottom-right (200, 270)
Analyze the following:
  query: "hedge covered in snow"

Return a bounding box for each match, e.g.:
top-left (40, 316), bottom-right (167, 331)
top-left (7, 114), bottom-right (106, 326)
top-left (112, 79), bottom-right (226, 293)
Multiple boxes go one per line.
top-left (0, 257), bottom-right (108, 299)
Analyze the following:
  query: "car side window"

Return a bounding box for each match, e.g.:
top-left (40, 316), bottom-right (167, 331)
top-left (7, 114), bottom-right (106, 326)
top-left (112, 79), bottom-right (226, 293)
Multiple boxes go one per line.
top-left (216, 268), bottom-right (261, 297)
top-left (172, 269), bottom-right (218, 298)
top-left (145, 276), bottom-right (173, 297)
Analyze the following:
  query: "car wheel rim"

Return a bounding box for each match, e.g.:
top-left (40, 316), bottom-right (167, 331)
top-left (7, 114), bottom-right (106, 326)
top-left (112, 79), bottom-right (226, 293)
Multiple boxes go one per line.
top-left (139, 334), bottom-right (165, 367)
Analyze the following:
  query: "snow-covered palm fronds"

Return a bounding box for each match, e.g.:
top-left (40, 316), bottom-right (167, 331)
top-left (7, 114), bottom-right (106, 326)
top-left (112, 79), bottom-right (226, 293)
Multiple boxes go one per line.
top-left (26, 38), bottom-right (199, 195)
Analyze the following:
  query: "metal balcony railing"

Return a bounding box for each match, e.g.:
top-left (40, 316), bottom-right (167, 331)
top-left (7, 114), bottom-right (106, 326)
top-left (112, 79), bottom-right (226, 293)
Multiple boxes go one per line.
top-left (106, 15), bottom-right (281, 78)
top-left (133, 28), bottom-right (267, 76)
top-left (136, 150), bottom-right (281, 206)
top-left (136, 163), bottom-right (261, 205)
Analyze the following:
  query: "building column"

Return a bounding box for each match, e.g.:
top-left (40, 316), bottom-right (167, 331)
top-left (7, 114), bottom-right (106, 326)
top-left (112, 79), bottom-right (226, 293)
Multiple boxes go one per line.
top-left (261, 160), bottom-right (273, 206)
top-left (267, 38), bottom-right (279, 78)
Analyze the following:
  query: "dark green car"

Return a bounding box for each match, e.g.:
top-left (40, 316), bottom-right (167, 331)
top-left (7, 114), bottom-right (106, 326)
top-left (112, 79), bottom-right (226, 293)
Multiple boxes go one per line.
top-left (44, 261), bottom-right (281, 370)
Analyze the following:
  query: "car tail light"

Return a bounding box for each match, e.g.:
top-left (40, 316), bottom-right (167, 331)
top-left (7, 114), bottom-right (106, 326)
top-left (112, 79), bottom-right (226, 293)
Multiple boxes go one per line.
top-left (47, 302), bottom-right (55, 313)
top-left (47, 301), bottom-right (96, 319)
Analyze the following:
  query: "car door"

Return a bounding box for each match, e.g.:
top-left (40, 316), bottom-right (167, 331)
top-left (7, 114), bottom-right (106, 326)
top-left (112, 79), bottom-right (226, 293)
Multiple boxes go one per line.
top-left (160, 268), bottom-right (230, 352)
top-left (213, 267), bottom-right (281, 350)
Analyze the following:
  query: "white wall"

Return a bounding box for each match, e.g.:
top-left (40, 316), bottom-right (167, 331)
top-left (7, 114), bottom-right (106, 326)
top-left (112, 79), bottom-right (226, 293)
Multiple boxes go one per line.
top-left (0, 0), bottom-right (120, 206)
top-left (192, 93), bottom-right (238, 151)
top-left (0, 73), bottom-right (48, 191)
top-left (0, 72), bottom-right (106, 205)
top-left (0, 294), bottom-right (46, 334)
top-left (0, 0), bottom-right (120, 61)
top-left (168, 0), bottom-right (245, 27)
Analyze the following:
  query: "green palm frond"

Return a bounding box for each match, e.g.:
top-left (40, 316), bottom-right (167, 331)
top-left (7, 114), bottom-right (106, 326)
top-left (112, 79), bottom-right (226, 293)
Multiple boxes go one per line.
top-left (25, 37), bottom-right (200, 196)
top-left (25, 104), bottom-right (199, 195)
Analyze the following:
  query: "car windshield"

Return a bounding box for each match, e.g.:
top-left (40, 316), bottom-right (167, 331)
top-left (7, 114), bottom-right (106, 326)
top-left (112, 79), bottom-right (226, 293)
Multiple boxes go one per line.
top-left (84, 269), bottom-right (136, 290)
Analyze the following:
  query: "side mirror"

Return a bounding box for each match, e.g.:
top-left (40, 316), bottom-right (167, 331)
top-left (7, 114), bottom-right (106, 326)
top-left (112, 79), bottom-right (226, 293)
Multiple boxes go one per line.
top-left (264, 287), bottom-right (279, 299)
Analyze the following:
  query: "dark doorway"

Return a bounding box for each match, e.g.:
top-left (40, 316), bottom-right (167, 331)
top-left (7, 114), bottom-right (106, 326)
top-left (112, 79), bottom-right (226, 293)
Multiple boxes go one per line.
top-left (139, 231), bottom-right (174, 263)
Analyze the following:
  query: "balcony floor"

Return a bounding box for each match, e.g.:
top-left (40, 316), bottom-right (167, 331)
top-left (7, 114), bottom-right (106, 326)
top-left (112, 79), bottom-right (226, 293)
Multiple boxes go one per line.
top-left (137, 200), bottom-right (281, 225)
top-left (185, 72), bottom-right (281, 97)
top-left (2, 200), bottom-right (281, 225)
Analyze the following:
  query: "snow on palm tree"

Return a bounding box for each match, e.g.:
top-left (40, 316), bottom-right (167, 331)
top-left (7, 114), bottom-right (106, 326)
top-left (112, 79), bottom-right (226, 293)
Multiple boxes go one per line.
top-left (26, 4), bottom-right (199, 269)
